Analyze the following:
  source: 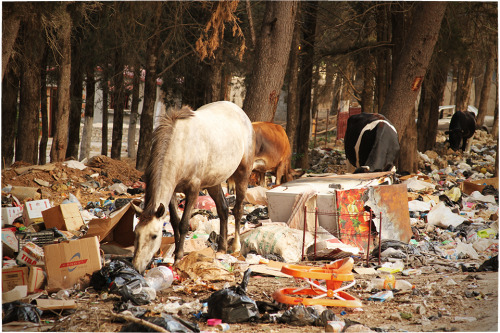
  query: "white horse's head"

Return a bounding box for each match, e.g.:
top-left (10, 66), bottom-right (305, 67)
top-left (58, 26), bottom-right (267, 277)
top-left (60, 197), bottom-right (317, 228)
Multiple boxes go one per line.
top-left (132, 203), bottom-right (165, 274)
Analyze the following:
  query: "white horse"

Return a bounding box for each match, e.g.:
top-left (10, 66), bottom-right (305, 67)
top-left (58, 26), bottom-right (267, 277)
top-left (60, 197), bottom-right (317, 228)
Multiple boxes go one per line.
top-left (132, 101), bottom-right (255, 274)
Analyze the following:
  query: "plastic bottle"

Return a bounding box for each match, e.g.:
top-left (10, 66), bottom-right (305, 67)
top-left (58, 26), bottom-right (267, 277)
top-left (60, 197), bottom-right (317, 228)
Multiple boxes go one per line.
top-left (369, 277), bottom-right (414, 291)
top-left (144, 266), bottom-right (174, 291)
top-left (395, 280), bottom-right (415, 290)
top-left (383, 274), bottom-right (396, 290)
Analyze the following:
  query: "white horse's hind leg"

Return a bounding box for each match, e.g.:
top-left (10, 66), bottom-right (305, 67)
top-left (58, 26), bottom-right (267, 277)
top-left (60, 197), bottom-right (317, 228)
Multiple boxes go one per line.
top-left (230, 164), bottom-right (252, 254)
top-left (207, 185), bottom-right (229, 251)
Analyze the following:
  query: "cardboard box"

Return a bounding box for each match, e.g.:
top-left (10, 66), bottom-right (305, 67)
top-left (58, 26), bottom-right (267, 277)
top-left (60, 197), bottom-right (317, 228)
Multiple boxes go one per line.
top-left (83, 203), bottom-right (137, 247)
top-left (42, 203), bottom-right (84, 232)
top-left (2, 267), bottom-right (29, 292)
top-left (16, 242), bottom-right (45, 266)
top-left (460, 177), bottom-right (498, 195)
top-left (2, 206), bottom-right (23, 226)
top-left (43, 236), bottom-right (102, 291)
top-left (23, 199), bottom-right (51, 225)
top-left (2, 266), bottom-right (45, 293)
top-left (2, 228), bottom-right (19, 254)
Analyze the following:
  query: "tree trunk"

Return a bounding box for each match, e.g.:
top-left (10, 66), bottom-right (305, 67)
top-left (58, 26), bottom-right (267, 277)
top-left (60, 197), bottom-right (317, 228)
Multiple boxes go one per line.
top-left (79, 65), bottom-right (95, 161)
top-left (449, 64), bottom-right (457, 105)
top-left (2, 65), bottom-right (19, 168)
top-left (329, 72), bottom-right (341, 115)
top-left (66, 41), bottom-right (83, 159)
top-left (243, 1), bottom-right (298, 122)
top-left (311, 64), bottom-right (321, 121)
top-left (2, 4), bottom-right (21, 80)
top-left (455, 58), bottom-right (475, 112)
top-left (39, 45), bottom-right (49, 165)
top-left (111, 48), bottom-right (125, 160)
top-left (491, 86), bottom-right (498, 138)
top-left (245, 0), bottom-right (256, 49)
top-left (380, 2), bottom-right (447, 143)
top-left (376, 5), bottom-right (390, 113)
top-left (128, 63), bottom-right (141, 159)
top-left (398, 108), bottom-right (418, 173)
top-left (418, 62), bottom-right (448, 152)
top-left (295, 1), bottom-right (318, 170)
top-left (206, 47), bottom-right (224, 103)
top-left (286, 15), bottom-right (300, 155)
top-left (17, 16), bottom-right (44, 165)
top-left (50, 7), bottom-right (72, 162)
top-left (136, 5), bottom-right (161, 171)
top-left (101, 70), bottom-right (109, 156)
top-left (476, 52), bottom-right (495, 127)
top-left (417, 22), bottom-right (450, 153)
top-left (361, 55), bottom-right (375, 113)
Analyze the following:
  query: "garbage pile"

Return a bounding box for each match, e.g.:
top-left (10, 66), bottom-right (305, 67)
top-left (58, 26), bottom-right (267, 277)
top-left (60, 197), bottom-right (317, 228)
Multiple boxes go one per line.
top-left (1, 128), bottom-right (498, 332)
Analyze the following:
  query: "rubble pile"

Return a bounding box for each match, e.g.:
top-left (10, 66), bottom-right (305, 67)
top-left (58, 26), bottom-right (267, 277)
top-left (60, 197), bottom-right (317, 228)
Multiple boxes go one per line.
top-left (307, 147), bottom-right (346, 174)
top-left (1, 129), bottom-right (498, 332)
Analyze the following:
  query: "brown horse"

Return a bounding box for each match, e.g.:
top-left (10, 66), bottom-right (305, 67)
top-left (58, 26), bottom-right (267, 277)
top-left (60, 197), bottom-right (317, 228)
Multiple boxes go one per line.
top-left (132, 101), bottom-right (255, 273)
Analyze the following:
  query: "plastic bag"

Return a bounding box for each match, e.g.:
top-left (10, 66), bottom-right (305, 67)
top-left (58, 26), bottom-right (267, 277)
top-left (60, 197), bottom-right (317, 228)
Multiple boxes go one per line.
top-left (206, 269), bottom-right (259, 323)
top-left (478, 255), bottom-right (498, 272)
top-left (2, 301), bottom-right (43, 324)
top-left (246, 207), bottom-right (269, 223)
top-left (278, 305), bottom-right (337, 326)
top-left (90, 260), bottom-right (153, 305)
top-left (427, 201), bottom-right (466, 228)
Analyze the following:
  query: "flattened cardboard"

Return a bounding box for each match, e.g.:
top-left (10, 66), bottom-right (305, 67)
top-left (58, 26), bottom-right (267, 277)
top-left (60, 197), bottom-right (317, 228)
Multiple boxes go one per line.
top-left (83, 203), bottom-right (136, 247)
top-left (23, 199), bottom-right (51, 225)
top-left (42, 203), bottom-right (84, 232)
top-left (43, 236), bottom-right (102, 291)
top-left (2, 206), bottom-right (23, 226)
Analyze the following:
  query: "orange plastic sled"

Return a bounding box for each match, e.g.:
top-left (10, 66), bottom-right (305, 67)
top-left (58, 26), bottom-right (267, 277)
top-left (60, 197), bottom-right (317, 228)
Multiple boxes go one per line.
top-left (272, 257), bottom-right (363, 308)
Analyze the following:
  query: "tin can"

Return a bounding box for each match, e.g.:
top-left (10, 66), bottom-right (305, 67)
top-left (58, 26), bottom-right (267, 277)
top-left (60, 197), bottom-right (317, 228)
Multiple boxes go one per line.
top-left (325, 320), bottom-right (345, 333)
top-left (216, 323), bottom-right (230, 331)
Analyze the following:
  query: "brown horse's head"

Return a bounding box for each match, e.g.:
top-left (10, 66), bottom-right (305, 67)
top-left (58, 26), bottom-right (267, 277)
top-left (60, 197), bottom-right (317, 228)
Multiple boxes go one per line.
top-left (132, 203), bottom-right (165, 274)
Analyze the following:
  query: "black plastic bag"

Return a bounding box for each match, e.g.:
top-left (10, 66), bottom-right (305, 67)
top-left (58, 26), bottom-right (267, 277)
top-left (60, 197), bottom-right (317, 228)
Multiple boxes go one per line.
top-left (90, 259), bottom-right (152, 305)
top-left (2, 301), bottom-right (43, 324)
top-left (278, 305), bottom-right (337, 326)
top-left (121, 314), bottom-right (199, 332)
top-left (278, 305), bottom-right (318, 326)
top-left (246, 207), bottom-right (269, 223)
top-left (478, 255), bottom-right (498, 272)
top-left (206, 269), bottom-right (259, 323)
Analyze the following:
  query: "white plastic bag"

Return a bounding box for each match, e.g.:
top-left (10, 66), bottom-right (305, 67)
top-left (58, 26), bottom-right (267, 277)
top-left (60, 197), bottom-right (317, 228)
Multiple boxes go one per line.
top-left (408, 200), bottom-right (432, 212)
top-left (426, 201), bottom-right (466, 228)
top-left (402, 177), bottom-right (436, 191)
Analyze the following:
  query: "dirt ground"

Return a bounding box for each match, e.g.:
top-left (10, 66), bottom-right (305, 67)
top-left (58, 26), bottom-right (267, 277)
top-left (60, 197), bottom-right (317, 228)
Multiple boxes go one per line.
top-left (1, 132), bottom-right (498, 332)
top-left (15, 266), bottom-right (498, 332)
